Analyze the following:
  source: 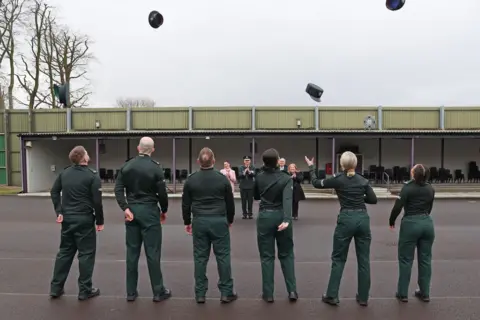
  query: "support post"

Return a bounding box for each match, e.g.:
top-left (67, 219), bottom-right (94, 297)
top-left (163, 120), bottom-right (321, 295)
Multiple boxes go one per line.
top-left (378, 138), bottom-right (382, 167)
top-left (95, 138), bottom-right (100, 171)
top-left (20, 137), bottom-right (27, 193)
top-left (410, 137), bottom-right (415, 168)
top-left (4, 109), bottom-right (10, 185)
top-left (126, 106), bottom-right (131, 131)
top-left (314, 105), bottom-right (319, 130)
top-left (332, 137), bottom-right (336, 174)
top-left (251, 106), bottom-right (256, 130)
top-left (251, 137), bottom-right (256, 165)
top-left (188, 138), bottom-right (192, 173)
top-left (172, 138), bottom-right (177, 193)
top-left (66, 108), bottom-right (72, 132)
top-left (188, 106), bottom-right (193, 130)
top-left (440, 105), bottom-right (445, 130)
top-left (440, 138), bottom-right (445, 168)
top-left (126, 139), bottom-right (131, 161)
top-left (377, 105), bottom-right (383, 130)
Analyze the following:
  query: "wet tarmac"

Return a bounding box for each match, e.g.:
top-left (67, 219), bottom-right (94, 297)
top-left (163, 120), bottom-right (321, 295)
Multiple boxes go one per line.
top-left (1, 196), bottom-right (479, 320)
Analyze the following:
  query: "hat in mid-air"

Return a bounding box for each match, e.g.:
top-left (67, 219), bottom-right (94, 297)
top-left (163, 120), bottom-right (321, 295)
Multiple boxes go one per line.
top-left (149, 11), bottom-right (164, 28)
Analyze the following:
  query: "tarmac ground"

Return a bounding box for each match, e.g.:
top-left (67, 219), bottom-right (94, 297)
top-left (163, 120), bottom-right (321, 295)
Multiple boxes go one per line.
top-left (1, 197), bottom-right (480, 320)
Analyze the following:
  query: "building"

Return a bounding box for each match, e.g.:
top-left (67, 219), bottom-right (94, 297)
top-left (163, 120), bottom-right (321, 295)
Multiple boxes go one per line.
top-left (1, 106), bottom-right (480, 193)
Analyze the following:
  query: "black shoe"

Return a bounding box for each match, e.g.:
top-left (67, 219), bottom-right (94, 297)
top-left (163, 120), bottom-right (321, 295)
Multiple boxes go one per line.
top-left (262, 295), bottom-right (274, 303)
top-left (321, 294), bottom-right (339, 306)
top-left (288, 292), bottom-right (298, 302)
top-left (78, 287), bottom-right (100, 301)
top-left (153, 288), bottom-right (172, 302)
top-left (248, 214), bottom-right (253, 219)
top-left (414, 289), bottom-right (430, 302)
top-left (220, 293), bottom-right (237, 304)
top-left (242, 215), bottom-right (247, 219)
top-left (127, 291), bottom-right (138, 302)
top-left (196, 296), bottom-right (206, 304)
top-left (356, 294), bottom-right (368, 306)
top-left (395, 293), bottom-right (408, 303)
top-left (49, 289), bottom-right (64, 299)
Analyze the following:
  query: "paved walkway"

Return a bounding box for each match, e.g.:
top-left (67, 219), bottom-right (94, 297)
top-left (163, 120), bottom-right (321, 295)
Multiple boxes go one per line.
top-left (1, 197), bottom-right (480, 319)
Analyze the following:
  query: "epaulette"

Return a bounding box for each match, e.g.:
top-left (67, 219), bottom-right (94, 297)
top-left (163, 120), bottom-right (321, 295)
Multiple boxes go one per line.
top-left (188, 171), bottom-right (198, 178)
top-left (332, 172), bottom-right (343, 178)
top-left (88, 167), bottom-right (97, 174)
top-left (64, 165), bottom-right (71, 170)
top-left (404, 179), bottom-right (413, 184)
top-left (151, 159), bottom-right (160, 165)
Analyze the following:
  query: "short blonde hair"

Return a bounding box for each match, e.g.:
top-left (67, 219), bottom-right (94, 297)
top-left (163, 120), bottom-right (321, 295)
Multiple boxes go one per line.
top-left (339, 151), bottom-right (357, 171)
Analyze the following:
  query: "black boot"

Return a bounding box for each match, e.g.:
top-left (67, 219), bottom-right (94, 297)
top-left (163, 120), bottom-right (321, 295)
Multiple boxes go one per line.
top-left (78, 287), bottom-right (100, 301)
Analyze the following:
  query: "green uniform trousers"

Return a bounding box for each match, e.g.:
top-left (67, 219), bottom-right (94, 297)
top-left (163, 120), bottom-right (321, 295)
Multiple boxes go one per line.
top-left (397, 214), bottom-right (435, 297)
top-left (256, 210), bottom-right (296, 297)
top-left (326, 210), bottom-right (371, 302)
top-left (240, 189), bottom-right (254, 215)
top-left (192, 215), bottom-right (234, 297)
top-left (125, 203), bottom-right (165, 295)
top-left (50, 215), bottom-right (96, 295)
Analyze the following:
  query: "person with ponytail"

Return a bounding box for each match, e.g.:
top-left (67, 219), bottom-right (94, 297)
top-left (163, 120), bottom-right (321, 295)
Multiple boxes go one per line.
top-left (389, 164), bottom-right (435, 303)
top-left (305, 151), bottom-right (377, 307)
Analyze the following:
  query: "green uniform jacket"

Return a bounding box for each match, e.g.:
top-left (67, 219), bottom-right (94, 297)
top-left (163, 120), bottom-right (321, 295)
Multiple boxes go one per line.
top-left (181, 168), bottom-right (235, 225)
top-left (50, 165), bottom-right (104, 225)
top-left (309, 166), bottom-right (377, 209)
top-left (253, 167), bottom-right (293, 223)
top-left (238, 165), bottom-right (256, 189)
top-left (389, 180), bottom-right (435, 227)
top-left (114, 154), bottom-right (168, 213)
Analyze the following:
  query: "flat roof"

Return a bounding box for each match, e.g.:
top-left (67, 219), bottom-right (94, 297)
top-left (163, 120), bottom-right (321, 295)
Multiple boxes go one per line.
top-left (16, 129), bottom-right (480, 138)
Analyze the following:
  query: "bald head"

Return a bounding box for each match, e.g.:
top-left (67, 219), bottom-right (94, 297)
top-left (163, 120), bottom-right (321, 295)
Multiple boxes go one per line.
top-left (137, 137), bottom-right (155, 155)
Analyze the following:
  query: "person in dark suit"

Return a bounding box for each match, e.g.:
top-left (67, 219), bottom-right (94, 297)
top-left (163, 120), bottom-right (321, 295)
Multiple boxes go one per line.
top-left (278, 158), bottom-right (288, 173)
top-left (288, 164), bottom-right (306, 220)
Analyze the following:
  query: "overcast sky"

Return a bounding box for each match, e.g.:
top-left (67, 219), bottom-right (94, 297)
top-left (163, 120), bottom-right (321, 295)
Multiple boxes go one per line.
top-left (47, 0), bottom-right (480, 107)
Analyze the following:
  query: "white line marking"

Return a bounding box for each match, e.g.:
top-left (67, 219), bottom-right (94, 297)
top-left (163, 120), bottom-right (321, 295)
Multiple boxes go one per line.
top-left (0, 292), bottom-right (479, 300)
top-left (0, 257), bottom-right (480, 264)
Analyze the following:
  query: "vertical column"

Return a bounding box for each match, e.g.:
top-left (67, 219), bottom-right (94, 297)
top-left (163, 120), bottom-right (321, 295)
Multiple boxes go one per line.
top-left (126, 139), bottom-right (130, 161)
top-left (126, 106), bottom-right (131, 131)
top-left (95, 138), bottom-right (100, 171)
top-left (332, 137), bottom-right (336, 174)
top-left (251, 106), bottom-right (256, 130)
top-left (377, 105), bottom-right (383, 130)
top-left (20, 137), bottom-right (27, 193)
top-left (314, 106), bottom-right (319, 130)
top-left (440, 105), bottom-right (445, 130)
top-left (4, 109), bottom-right (10, 185)
top-left (66, 107), bottom-right (72, 132)
top-left (378, 138), bottom-right (382, 167)
top-left (251, 137), bottom-right (256, 165)
top-left (172, 138), bottom-right (177, 193)
top-left (410, 137), bottom-right (415, 168)
top-left (440, 138), bottom-right (445, 168)
top-left (188, 138), bottom-right (192, 173)
top-left (188, 106), bottom-right (193, 130)
top-left (315, 138), bottom-right (319, 169)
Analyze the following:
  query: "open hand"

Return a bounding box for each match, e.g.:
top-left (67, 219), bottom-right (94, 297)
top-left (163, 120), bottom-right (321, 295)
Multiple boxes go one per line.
top-left (56, 214), bottom-right (63, 223)
top-left (304, 156), bottom-right (314, 166)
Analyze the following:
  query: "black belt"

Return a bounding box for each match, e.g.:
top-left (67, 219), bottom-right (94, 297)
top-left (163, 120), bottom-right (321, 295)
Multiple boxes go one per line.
top-left (260, 208), bottom-right (281, 212)
top-left (341, 208), bottom-right (367, 213)
top-left (405, 212), bottom-right (429, 216)
top-left (193, 213), bottom-right (225, 217)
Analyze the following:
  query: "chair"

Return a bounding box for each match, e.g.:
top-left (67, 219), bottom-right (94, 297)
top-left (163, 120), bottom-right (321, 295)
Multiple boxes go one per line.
top-left (163, 168), bottom-right (172, 182)
top-left (99, 168), bottom-right (107, 182)
top-left (454, 169), bottom-right (465, 183)
top-left (106, 169), bottom-right (114, 183)
top-left (179, 169), bottom-right (188, 182)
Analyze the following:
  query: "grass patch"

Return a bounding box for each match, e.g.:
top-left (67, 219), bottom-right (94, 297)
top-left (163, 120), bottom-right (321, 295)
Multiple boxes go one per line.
top-left (0, 186), bottom-right (22, 195)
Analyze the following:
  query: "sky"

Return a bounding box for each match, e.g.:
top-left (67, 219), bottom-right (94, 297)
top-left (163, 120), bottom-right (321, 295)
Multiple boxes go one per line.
top-left (44, 0), bottom-right (480, 107)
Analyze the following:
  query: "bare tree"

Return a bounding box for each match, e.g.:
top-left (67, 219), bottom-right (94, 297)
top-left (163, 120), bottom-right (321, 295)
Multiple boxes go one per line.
top-left (116, 97), bottom-right (156, 108)
top-left (0, 0), bottom-right (28, 109)
top-left (16, 0), bottom-right (49, 109)
top-left (36, 19), bottom-right (94, 108)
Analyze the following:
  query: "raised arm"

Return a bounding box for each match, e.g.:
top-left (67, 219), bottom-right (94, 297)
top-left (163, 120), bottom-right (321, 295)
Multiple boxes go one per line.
top-left (309, 165), bottom-right (340, 189)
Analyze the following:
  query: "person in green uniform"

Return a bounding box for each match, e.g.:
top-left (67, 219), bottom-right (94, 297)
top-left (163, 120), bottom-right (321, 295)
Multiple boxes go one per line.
top-left (239, 156), bottom-right (256, 219)
top-left (182, 147), bottom-right (238, 304)
top-left (305, 151), bottom-right (377, 307)
top-left (49, 146), bottom-right (104, 301)
top-left (254, 148), bottom-right (298, 303)
top-left (114, 137), bottom-right (171, 303)
top-left (389, 164), bottom-right (435, 303)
